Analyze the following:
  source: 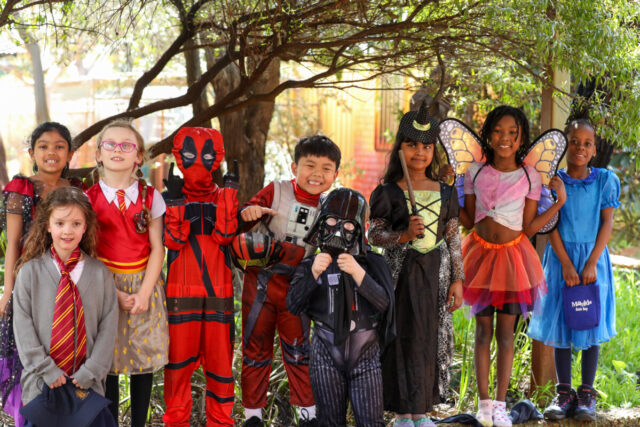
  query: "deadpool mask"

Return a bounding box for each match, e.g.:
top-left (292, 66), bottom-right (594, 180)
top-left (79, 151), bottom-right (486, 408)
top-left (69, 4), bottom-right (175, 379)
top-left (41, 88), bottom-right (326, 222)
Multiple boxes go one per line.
top-left (172, 127), bottom-right (225, 197)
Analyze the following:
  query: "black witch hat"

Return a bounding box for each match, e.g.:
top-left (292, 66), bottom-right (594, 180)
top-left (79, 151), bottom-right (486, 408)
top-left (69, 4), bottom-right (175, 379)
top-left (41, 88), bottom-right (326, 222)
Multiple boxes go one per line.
top-left (397, 99), bottom-right (440, 144)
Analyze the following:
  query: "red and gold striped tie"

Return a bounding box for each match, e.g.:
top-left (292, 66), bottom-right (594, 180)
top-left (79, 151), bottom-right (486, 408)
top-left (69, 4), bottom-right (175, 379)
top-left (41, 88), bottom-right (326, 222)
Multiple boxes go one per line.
top-left (116, 189), bottom-right (127, 213)
top-left (49, 246), bottom-right (87, 376)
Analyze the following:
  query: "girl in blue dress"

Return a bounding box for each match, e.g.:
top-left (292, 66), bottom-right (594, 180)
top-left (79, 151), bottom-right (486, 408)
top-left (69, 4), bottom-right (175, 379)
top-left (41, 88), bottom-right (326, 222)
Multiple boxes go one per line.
top-left (528, 118), bottom-right (620, 422)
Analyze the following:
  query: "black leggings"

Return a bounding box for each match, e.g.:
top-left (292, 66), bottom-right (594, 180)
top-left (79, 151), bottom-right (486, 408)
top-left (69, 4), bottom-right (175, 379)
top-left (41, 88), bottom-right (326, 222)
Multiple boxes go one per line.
top-left (106, 373), bottom-right (154, 427)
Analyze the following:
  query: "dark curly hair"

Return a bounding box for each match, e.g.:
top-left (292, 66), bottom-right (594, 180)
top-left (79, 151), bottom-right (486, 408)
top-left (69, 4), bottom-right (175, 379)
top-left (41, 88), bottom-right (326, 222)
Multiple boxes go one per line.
top-left (480, 105), bottom-right (530, 167)
top-left (382, 131), bottom-right (439, 184)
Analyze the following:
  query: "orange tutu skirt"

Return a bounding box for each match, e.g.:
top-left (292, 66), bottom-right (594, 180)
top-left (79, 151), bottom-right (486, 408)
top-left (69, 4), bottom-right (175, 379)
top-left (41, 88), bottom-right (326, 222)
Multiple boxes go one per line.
top-left (462, 232), bottom-right (546, 316)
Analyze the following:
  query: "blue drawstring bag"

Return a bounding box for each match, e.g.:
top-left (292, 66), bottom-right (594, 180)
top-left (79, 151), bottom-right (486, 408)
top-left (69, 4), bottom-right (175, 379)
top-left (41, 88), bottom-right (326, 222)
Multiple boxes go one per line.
top-left (562, 283), bottom-right (600, 330)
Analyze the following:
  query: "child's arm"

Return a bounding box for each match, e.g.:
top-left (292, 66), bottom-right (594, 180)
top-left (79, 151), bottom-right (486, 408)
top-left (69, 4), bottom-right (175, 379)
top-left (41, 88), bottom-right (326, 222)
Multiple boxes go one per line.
top-left (0, 213), bottom-right (22, 315)
top-left (337, 253), bottom-right (390, 313)
top-left (237, 182), bottom-right (276, 233)
top-left (131, 216), bottom-right (164, 314)
top-left (549, 228), bottom-right (580, 287)
top-left (287, 256), bottom-right (328, 316)
top-left (581, 207), bottom-right (614, 284)
top-left (368, 185), bottom-right (422, 246)
top-left (12, 265), bottom-right (66, 387)
top-left (523, 176), bottom-right (566, 237)
top-left (211, 185), bottom-right (239, 245)
top-left (444, 217), bottom-right (464, 312)
top-left (73, 267), bottom-right (119, 389)
top-left (458, 194), bottom-right (476, 230)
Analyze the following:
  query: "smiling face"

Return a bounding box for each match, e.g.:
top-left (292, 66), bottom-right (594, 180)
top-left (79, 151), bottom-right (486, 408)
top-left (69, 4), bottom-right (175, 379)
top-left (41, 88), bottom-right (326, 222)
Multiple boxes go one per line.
top-left (291, 155), bottom-right (338, 195)
top-left (96, 126), bottom-right (143, 173)
top-left (29, 130), bottom-right (73, 175)
top-left (48, 204), bottom-right (87, 256)
top-left (489, 115), bottom-right (522, 161)
top-left (567, 124), bottom-right (596, 168)
top-left (401, 140), bottom-right (434, 173)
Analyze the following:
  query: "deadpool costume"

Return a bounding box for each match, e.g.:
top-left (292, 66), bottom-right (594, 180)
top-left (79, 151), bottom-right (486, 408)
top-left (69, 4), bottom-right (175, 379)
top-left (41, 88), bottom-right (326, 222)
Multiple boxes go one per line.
top-left (162, 127), bottom-right (238, 427)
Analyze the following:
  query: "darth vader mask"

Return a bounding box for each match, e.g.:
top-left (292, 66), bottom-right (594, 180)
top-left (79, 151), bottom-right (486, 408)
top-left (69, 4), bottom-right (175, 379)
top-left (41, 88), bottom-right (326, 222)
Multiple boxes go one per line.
top-left (318, 216), bottom-right (360, 257)
top-left (304, 188), bottom-right (368, 257)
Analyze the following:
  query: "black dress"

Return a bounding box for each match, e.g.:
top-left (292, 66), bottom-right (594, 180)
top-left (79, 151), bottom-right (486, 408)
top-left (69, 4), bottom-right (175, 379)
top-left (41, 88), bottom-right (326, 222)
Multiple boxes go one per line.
top-left (368, 182), bottom-right (464, 413)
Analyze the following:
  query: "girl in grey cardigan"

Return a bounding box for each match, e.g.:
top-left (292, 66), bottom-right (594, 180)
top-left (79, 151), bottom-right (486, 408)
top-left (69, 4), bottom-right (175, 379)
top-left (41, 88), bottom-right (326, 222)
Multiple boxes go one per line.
top-left (12, 187), bottom-right (118, 406)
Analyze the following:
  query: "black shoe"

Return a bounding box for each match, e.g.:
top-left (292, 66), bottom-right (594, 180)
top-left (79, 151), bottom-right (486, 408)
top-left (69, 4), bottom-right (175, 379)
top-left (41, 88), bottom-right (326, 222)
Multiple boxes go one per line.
top-left (574, 384), bottom-right (597, 422)
top-left (543, 384), bottom-right (577, 420)
top-left (242, 416), bottom-right (265, 427)
top-left (299, 406), bottom-right (318, 427)
top-left (299, 419), bottom-right (318, 427)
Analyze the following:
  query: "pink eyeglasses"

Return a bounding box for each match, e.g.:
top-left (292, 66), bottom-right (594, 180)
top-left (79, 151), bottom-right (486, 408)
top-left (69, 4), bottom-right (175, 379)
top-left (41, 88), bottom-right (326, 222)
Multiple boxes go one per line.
top-left (100, 140), bottom-right (138, 153)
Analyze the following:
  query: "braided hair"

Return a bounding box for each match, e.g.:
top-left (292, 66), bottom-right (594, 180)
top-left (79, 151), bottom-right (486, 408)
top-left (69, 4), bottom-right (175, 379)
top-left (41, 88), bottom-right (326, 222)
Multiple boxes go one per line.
top-left (479, 105), bottom-right (530, 167)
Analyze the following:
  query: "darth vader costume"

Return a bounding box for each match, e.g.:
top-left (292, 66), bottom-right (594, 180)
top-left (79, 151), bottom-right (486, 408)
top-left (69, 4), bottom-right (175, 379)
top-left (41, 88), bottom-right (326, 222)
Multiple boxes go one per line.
top-left (287, 188), bottom-right (395, 427)
top-left (162, 127), bottom-right (238, 427)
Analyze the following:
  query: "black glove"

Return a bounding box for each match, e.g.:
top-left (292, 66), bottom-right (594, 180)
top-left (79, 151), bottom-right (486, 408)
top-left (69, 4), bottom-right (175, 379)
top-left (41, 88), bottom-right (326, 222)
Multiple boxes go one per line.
top-left (223, 159), bottom-right (240, 189)
top-left (163, 163), bottom-right (184, 200)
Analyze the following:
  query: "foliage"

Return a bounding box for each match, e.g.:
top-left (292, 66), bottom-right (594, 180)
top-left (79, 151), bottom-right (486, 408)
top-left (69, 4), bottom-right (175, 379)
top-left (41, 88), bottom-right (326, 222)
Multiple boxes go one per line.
top-left (3, 1), bottom-right (640, 154)
top-left (609, 152), bottom-right (640, 251)
top-left (451, 267), bottom-right (640, 414)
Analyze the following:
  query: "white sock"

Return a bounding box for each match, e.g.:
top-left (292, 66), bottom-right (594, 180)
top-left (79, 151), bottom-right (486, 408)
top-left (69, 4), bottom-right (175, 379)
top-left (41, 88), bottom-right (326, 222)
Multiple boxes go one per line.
top-left (244, 407), bottom-right (262, 420)
top-left (299, 405), bottom-right (316, 419)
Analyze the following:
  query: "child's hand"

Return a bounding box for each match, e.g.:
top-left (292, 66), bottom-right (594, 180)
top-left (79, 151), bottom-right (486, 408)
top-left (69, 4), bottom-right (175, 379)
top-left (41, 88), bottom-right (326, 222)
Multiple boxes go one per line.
top-left (0, 294), bottom-right (10, 318)
top-left (549, 176), bottom-right (566, 205)
top-left (130, 290), bottom-right (151, 315)
top-left (403, 216), bottom-right (425, 241)
top-left (240, 206), bottom-right (278, 222)
top-left (116, 289), bottom-right (134, 311)
top-left (337, 253), bottom-right (365, 285)
top-left (439, 164), bottom-right (455, 182)
top-left (581, 261), bottom-right (598, 285)
top-left (561, 262), bottom-right (580, 287)
top-left (49, 374), bottom-right (66, 388)
top-left (312, 253), bottom-right (332, 279)
top-left (446, 280), bottom-right (463, 312)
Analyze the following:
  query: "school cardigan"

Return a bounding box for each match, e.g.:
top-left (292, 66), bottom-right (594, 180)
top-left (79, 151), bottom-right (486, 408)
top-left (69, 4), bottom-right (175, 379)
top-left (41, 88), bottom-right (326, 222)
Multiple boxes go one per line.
top-left (12, 253), bottom-right (118, 404)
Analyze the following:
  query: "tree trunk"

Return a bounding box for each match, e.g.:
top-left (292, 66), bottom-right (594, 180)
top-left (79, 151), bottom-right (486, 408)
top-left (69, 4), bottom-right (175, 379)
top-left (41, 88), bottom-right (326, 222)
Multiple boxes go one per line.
top-left (212, 59), bottom-right (280, 204)
top-left (0, 135), bottom-right (10, 187)
top-left (20, 30), bottom-right (50, 124)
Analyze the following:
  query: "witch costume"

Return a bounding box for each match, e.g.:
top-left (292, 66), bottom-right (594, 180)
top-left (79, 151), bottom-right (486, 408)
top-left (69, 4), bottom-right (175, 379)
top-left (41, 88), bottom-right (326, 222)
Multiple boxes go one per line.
top-left (368, 105), bottom-right (464, 414)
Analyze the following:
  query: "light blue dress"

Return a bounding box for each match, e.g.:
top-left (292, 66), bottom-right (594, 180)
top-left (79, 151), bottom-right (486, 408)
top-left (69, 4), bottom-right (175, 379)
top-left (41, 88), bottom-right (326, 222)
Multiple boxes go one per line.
top-left (528, 168), bottom-right (620, 350)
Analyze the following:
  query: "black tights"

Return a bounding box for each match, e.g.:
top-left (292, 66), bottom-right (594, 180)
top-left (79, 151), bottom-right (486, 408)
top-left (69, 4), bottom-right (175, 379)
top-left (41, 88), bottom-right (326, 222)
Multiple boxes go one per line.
top-left (106, 373), bottom-right (154, 427)
top-left (554, 346), bottom-right (599, 387)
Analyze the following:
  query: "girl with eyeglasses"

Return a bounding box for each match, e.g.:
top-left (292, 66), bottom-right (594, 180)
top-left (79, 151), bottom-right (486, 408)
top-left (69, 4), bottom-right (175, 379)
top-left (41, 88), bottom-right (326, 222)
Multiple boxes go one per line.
top-left (86, 119), bottom-right (169, 427)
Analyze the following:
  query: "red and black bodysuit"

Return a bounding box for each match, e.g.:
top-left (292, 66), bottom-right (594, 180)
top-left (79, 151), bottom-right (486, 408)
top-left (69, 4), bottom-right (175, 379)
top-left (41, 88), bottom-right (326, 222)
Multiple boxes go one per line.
top-left (162, 127), bottom-right (238, 427)
top-left (240, 179), bottom-right (319, 410)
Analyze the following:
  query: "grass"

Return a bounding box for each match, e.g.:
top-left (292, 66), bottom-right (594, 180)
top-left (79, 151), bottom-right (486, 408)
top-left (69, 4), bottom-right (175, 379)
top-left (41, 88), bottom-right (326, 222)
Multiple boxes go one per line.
top-left (1, 260), bottom-right (639, 425)
top-left (450, 267), bottom-right (640, 413)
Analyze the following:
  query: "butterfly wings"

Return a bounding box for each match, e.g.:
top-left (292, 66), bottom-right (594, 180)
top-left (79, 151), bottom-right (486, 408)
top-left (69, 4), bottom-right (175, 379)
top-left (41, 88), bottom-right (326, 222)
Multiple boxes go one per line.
top-left (438, 118), bottom-right (484, 207)
top-left (523, 129), bottom-right (568, 233)
top-left (438, 120), bottom-right (567, 234)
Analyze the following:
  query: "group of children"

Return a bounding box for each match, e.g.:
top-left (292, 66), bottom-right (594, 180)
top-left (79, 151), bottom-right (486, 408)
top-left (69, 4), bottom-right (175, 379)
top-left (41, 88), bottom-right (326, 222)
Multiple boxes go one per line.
top-left (0, 99), bottom-right (619, 427)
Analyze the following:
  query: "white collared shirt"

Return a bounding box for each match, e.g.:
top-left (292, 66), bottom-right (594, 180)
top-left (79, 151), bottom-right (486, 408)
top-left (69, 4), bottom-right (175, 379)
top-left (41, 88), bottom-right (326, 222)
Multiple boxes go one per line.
top-left (51, 257), bottom-right (85, 283)
top-left (98, 180), bottom-right (166, 219)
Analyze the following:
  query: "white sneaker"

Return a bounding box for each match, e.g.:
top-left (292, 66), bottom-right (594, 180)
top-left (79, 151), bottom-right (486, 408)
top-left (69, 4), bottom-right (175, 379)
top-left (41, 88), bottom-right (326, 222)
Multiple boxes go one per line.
top-left (492, 400), bottom-right (512, 427)
top-left (476, 399), bottom-right (493, 427)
